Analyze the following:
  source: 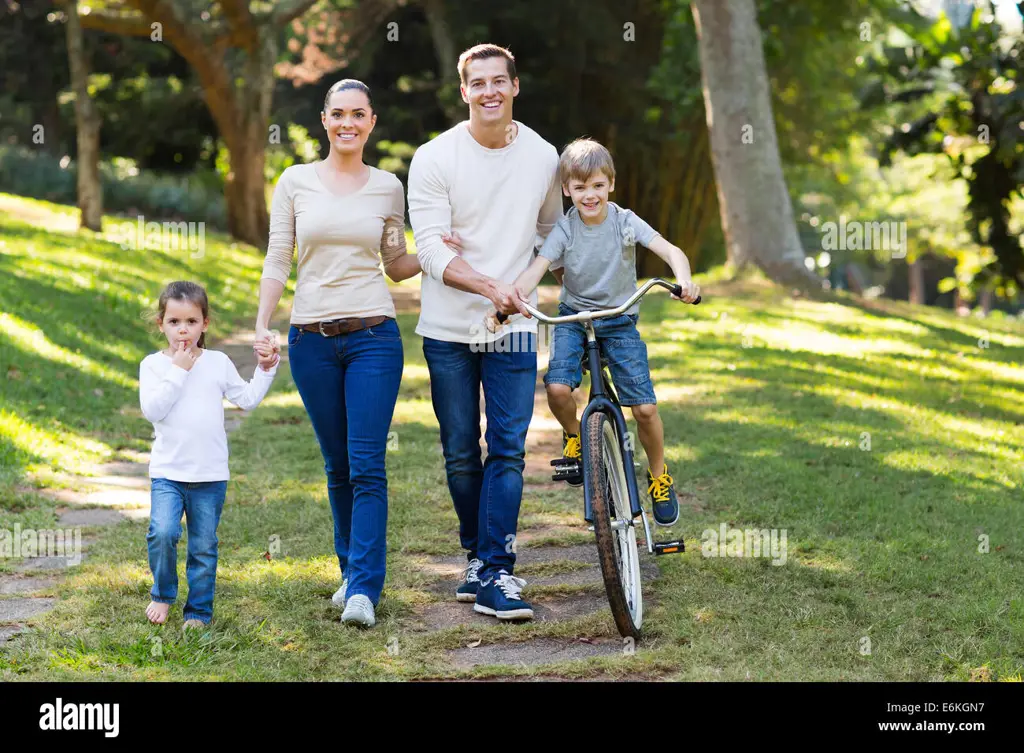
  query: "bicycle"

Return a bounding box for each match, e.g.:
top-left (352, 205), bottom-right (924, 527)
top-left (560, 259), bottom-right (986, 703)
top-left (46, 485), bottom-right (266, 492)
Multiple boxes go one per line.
top-left (496, 278), bottom-right (701, 637)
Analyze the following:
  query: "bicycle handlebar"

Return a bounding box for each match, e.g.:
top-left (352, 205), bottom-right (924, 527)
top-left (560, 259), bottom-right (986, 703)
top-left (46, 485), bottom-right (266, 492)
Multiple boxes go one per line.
top-left (495, 278), bottom-right (701, 325)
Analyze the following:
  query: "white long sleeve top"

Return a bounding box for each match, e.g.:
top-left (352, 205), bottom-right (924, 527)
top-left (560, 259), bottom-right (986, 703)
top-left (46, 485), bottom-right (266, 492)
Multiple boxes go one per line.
top-left (139, 349), bottom-right (277, 482)
top-left (408, 120), bottom-right (563, 344)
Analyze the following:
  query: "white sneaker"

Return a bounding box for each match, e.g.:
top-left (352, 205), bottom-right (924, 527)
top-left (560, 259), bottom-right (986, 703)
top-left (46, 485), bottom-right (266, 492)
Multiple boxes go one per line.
top-left (331, 577), bottom-right (348, 607)
top-left (341, 594), bottom-right (376, 627)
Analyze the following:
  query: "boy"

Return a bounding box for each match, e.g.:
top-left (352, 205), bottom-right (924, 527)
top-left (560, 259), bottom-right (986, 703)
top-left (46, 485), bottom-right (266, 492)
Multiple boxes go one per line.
top-left (504, 137), bottom-right (700, 526)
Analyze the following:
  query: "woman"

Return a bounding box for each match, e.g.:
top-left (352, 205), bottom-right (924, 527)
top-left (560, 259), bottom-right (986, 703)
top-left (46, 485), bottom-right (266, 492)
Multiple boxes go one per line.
top-left (254, 79), bottom-right (420, 627)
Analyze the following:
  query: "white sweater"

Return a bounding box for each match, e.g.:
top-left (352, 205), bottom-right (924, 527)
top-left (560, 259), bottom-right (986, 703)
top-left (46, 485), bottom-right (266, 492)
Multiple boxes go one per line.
top-left (139, 349), bottom-right (277, 482)
top-left (408, 120), bottom-right (563, 344)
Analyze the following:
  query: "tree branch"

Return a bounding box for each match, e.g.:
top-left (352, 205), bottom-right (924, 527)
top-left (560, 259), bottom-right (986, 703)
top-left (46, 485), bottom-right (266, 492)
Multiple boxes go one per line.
top-left (218, 0), bottom-right (258, 50)
top-left (75, 7), bottom-right (154, 37)
top-left (271, 0), bottom-right (319, 27)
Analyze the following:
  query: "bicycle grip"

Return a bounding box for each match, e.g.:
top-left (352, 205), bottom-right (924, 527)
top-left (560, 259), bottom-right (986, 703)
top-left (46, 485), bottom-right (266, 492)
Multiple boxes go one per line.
top-left (672, 283), bottom-right (701, 304)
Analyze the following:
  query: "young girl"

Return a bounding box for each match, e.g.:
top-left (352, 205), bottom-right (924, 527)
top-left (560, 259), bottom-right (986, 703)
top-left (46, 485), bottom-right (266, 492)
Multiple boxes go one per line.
top-left (139, 281), bottom-right (279, 629)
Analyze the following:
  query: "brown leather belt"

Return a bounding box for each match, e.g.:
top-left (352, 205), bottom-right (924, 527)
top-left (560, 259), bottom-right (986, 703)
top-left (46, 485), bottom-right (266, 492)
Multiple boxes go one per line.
top-left (298, 315), bottom-right (389, 337)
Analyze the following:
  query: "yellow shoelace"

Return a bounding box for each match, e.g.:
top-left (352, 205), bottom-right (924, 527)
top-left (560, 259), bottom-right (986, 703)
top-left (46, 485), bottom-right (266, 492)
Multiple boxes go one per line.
top-left (648, 469), bottom-right (674, 503)
top-left (564, 434), bottom-right (582, 460)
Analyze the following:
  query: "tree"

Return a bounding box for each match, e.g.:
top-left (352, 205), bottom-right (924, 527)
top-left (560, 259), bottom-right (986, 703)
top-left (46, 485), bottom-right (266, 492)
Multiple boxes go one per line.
top-left (865, 1), bottom-right (1024, 300)
top-left (62, 1), bottom-right (103, 231)
top-left (79, 0), bottom-right (323, 247)
top-left (691, 0), bottom-right (821, 290)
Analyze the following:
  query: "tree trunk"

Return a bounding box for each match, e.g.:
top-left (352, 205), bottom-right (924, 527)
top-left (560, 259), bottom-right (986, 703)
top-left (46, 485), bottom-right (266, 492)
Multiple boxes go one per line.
top-left (64, 2), bottom-right (103, 231)
top-left (691, 0), bottom-right (820, 291)
top-left (908, 258), bottom-right (925, 304)
top-left (422, 0), bottom-right (462, 126)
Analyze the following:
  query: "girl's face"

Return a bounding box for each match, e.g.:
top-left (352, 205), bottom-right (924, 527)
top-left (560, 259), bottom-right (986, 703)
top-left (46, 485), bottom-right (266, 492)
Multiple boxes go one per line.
top-left (321, 89), bottom-right (376, 156)
top-left (159, 298), bottom-right (208, 352)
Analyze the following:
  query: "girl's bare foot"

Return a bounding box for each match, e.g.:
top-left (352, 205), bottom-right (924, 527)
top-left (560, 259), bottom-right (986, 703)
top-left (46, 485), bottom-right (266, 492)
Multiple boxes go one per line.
top-left (146, 601), bottom-right (170, 624)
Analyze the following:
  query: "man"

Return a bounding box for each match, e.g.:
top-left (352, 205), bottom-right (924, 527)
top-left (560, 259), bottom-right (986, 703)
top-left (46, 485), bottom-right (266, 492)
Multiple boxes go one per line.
top-left (408, 43), bottom-right (562, 621)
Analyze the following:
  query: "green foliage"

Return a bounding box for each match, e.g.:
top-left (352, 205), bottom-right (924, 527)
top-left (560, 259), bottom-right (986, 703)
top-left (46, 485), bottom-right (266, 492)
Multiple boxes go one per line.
top-left (0, 146), bottom-right (226, 228)
top-left (865, 0), bottom-right (1024, 297)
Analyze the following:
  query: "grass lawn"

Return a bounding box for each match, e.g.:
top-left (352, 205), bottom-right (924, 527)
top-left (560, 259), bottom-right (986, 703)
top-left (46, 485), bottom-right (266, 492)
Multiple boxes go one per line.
top-left (1, 194), bottom-right (1022, 681)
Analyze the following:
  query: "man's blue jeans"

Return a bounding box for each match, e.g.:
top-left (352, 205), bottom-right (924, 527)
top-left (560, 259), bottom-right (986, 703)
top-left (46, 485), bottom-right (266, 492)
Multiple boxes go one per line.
top-left (423, 333), bottom-right (537, 582)
top-left (147, 478), bottom-right (228, 624)
top-left (288, 319), bottom-right (403, 606)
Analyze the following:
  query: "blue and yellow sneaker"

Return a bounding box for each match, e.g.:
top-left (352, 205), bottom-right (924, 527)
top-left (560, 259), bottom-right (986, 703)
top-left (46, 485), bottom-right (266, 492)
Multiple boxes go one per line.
top-left (561, 430), bottom-right (583, 487)
top-left (648, 464), bottom-right (680, 527)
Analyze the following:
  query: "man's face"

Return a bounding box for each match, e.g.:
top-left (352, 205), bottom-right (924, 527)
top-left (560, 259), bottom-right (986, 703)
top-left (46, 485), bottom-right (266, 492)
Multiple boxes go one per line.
top-left (461, 57), bottom-right (519, 126)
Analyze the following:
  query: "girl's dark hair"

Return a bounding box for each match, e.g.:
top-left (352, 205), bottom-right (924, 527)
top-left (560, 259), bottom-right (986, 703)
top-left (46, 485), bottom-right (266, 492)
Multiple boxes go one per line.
top-left (157, 280), bottom-right (210, 349)
top-left (323, 79), bottom-right (374, 113)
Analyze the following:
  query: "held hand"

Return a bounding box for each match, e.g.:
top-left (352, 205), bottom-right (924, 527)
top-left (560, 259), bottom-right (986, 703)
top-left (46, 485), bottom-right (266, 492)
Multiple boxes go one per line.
top-left (673, 278), bottom-right (701, 304)
top-left (254, 325), bottom-right (278, 357)
top-left (257, 348), bottom-right (280, 372)
top-left (441, 230), bottom-right (464, 255)
top-left (490, 281), bottom-right (531, 317)
top-left (171, 340), bottom-right (197, 371)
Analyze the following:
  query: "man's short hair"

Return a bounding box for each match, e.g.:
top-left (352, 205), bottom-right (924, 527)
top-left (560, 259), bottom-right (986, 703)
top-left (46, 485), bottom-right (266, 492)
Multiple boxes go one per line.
top-left (559, 138), bottom-right (616, 185)
top-left (458, 44), bottom-right (517, 85)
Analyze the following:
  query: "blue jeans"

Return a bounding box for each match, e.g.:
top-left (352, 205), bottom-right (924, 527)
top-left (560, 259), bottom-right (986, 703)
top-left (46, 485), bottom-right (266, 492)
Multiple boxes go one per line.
top-left (544, 303), bottom-right (657, 406)
top-left (422, 334), bottom-right (537, 582)
top-left (147, 478), bottom-right (228, 623)
top-left (287, 318), bottom-right (403, 606)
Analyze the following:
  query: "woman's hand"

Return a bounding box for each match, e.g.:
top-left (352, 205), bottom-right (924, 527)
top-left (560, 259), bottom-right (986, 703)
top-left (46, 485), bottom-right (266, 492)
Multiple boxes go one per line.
top-left (254, 325), bottom-right (277, 357)
top-left (442, 230), bottom-right (463, 255)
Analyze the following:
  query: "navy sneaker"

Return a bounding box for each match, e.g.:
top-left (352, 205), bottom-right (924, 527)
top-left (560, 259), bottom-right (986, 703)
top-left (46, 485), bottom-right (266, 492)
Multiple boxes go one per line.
top-left (455, 557), bottom-right (483, 603)
top-left (473, 571), bottom-right (534, 621)
top-left (648, 464), bottom-right (680, 527)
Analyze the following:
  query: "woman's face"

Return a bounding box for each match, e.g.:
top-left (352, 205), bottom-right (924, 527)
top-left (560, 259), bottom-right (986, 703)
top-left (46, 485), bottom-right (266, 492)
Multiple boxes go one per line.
top-left (321, 89), bottom-right (376, 156)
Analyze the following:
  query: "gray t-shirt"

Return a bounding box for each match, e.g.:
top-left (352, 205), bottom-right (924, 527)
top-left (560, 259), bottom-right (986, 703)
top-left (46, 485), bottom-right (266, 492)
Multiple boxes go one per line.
top-left (538, 202), bottom-right (660, 315)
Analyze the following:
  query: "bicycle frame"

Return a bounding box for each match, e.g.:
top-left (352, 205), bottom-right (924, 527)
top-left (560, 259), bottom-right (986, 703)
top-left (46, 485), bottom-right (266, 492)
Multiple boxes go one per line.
top-left (578, 325), bottom-right (644, 524)
top-left (496, 278), bottom-right (697, 554)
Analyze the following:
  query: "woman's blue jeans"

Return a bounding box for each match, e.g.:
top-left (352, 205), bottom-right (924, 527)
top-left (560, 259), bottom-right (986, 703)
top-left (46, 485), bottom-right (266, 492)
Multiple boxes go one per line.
top-left (287, 318), bottom-right (403, 606)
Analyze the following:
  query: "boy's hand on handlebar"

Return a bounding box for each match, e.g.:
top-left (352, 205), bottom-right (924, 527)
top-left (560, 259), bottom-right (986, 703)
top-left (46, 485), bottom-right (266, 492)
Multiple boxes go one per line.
top-left (673, 279), bottom-right (701, 304)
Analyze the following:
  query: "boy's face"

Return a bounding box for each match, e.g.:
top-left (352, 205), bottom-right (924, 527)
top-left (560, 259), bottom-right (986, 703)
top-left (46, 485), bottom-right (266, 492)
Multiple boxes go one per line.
top-left (461, 57), bottom-right (518, 127)
top-left (564, 170), bottom-right (615, 222)
top-left (159, 298), bottom-right (208, 352)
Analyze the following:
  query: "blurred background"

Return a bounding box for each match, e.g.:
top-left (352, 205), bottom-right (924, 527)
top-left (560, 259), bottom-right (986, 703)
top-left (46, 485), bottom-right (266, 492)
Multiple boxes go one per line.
top-left (1, 0), bottom-right (1022, 309)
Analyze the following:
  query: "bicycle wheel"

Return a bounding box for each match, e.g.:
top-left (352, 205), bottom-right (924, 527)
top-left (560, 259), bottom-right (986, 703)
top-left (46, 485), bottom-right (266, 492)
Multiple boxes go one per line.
top-left (586, 411), bottom-right (643, 638)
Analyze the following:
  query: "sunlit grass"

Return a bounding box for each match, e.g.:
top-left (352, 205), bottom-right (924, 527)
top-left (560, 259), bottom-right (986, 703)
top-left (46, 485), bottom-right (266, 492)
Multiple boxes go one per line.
top-left (2, 198), bottom-right (1024, 681)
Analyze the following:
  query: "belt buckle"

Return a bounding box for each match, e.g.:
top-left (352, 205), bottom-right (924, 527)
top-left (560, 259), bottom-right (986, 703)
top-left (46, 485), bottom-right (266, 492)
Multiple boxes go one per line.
top-left (319, 320), bottom-right (330, 336)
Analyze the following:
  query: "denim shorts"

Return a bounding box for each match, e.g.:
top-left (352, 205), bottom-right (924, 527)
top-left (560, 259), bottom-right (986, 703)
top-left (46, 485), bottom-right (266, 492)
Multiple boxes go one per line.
top-left (543, 303), bottom-right (656, 406)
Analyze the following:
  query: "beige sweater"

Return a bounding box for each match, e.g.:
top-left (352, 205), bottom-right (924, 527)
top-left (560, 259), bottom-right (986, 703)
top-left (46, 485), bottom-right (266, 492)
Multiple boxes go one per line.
top-left (262, 163), bottom-right (407, 324)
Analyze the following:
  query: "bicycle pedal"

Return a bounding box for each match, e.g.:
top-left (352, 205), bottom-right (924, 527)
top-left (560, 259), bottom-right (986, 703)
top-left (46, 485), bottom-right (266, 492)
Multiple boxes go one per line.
top-left (653, 540), bottom-right (685, 555)
top-left (550, 457), bottom-right (578, 467)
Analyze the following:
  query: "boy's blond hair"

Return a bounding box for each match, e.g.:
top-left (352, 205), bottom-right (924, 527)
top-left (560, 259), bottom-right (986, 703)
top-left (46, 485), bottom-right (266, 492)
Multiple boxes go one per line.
top-left (559, 138), bottom-right (616, 186)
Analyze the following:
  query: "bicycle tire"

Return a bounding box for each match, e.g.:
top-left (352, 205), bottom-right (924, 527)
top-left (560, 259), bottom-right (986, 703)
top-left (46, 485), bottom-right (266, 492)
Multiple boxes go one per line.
top-left (586, 411), bottom-right (643, 638)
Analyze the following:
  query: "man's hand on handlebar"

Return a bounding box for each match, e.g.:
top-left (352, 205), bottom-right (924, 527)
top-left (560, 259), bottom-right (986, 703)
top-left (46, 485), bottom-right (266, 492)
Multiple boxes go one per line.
top-left (672, 278), bottom-right (701, 304)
